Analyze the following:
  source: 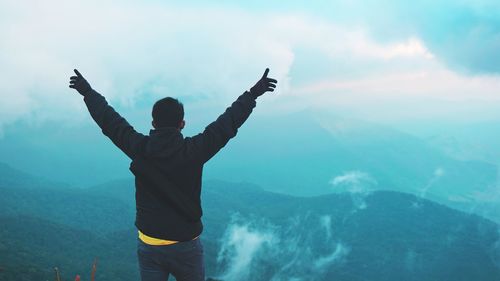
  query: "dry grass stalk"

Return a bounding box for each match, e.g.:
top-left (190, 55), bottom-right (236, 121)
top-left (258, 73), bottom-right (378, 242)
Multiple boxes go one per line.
top-left (55, 257), bottom-right (98, 281)
top-left (54, 267), bottom-right (61, 281)
top-left (90, 258), bottom-right (98, 281)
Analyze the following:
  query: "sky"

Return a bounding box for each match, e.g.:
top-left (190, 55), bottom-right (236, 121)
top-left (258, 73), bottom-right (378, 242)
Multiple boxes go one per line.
top-left (1, 0), bottom-right (500, 136)
top-left (1, 0), bottom-right (500, 191)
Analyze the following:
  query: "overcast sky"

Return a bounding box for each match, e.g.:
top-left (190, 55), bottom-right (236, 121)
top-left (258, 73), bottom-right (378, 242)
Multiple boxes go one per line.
top-left (1, 0), bottom-right (500, 135)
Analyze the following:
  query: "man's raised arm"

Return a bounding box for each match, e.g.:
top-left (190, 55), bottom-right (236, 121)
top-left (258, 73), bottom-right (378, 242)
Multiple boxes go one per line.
top-left (69, 69), bottom-right (145, 159)
top-left (190, 68), bottom-right (278, 163)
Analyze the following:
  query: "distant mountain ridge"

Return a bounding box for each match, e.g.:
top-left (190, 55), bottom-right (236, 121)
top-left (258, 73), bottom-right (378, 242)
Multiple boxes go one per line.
top-left (1, 109), bottom-right (498, 223)
top-left (0, 163), bottom-right (135, 236)
top-left (0, 215), bottom-right (137, 281)
top-left (203, 112), bottom-right (500, 224)
top-left (0, 163), bottom-right (499, 281)
top-left (0, 162), bottom-right (70, 189)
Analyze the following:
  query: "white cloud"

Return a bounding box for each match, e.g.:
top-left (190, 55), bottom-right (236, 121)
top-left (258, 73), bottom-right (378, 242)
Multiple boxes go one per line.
top-left (419, 167), bottom-right (445, 199)
top-left (0, 0), bottom-right (294, 131)
top-left (434, 167), bottom-right (445, 177)
top-left (217, 214), bottom-right (349, 281)
top-left (320, 215), bottom-right (332, 240)
top-left (330, 171), bottom-right (377, 210)
top-left (330, 170), bottom-right (377, 191)
top-left (1, 0), bottom-right (500, 134)
top-left (217, 222), bottom-right (275, 281)
top-left (313, 243), bottom-right (350, 270)
top-left (291, 59), bottom-right (500, 125)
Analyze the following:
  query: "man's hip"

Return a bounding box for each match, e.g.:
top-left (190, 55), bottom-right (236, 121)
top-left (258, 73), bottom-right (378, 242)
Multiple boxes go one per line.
top-left (137, 237), bottom-right (205, 281)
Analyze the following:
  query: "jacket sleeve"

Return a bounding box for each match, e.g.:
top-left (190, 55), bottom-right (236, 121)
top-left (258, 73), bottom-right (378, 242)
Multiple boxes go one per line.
top-left (190, 91), bottom-right (257, 163)
top-left (83, 90), bottom-right (146, 159)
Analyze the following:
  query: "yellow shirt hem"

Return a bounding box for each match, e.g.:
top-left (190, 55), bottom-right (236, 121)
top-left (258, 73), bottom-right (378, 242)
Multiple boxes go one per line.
top-left (138, 230), bottom-right (199, 246)
top-left (138, 230), bottom-right (179, 246)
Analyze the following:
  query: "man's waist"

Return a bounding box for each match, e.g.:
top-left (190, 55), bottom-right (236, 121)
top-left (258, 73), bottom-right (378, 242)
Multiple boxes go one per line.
top-left (135, 216), bottom-right (203, 242)
top-left (138, 230), bottom-right (199, 246)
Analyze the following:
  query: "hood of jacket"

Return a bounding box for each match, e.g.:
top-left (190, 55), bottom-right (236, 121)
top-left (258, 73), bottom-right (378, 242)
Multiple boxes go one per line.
top-left (144, 127), bottom-right (185, 158)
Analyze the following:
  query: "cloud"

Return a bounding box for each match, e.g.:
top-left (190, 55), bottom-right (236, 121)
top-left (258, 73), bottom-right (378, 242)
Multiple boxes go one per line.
top-left (330, 171), bottom-right (377, 192)
top-left (419, 167), bottom-right (445, 198)
top-left (305, 0), bottom-right (500, 74)
top-left (216, 220), bottom-right (275, 281)
top-left (235, 0), bottom-right (500, 74)
top-left (0, 0), bottom-right (294, 131)
top-left (330, 171), bottom-right (377, 210)
top-left (434, 167), bottom-right (445, 177)
top-left (381, 1), bottom-right (500, 74)
top-left (286, 1), bottom-right (500, 125)
top-left (320, 215), bottom-right (332, 240)
top-left (216, 214), bottom-right (349, 281)
top-left (291, 54), bottom-right (500, 125)
top-left (313, 243), bottom-right (350, 270)
top-left (412, 167), bottom-right (446, 208)
top-left (1, 0), bottom-right (500, 135)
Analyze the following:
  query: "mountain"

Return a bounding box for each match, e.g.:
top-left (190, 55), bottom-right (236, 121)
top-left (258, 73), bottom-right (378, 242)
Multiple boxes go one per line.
top-left (206, 112), bottom-right (500, 223)
top-left (425, 121), bottom-right (500, 165)
top-left (205, 111), bottom-right (496, 195)
top-left (0, 215), bottom-right (138, 281)
top-left (1, 110), bottom-right (498, 224)
top-left (200, 180), bottom-right (500, 281)
top-left (0, 162), bottom-right (70, 189)
top-left (0, 164), bottom-right (135, 236)
top-left (1, 165), bottom-right (499, 281)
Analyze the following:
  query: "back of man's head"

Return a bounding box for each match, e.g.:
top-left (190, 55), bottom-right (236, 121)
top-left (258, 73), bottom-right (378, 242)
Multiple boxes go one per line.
top-left (152, 97), bottom-right (184, 129)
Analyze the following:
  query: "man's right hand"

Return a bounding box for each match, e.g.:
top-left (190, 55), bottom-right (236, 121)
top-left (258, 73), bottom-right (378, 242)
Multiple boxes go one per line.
top-left (69, 69), bottom-right (92, 96)
top-left (250, 68), bottom-right (278, 98)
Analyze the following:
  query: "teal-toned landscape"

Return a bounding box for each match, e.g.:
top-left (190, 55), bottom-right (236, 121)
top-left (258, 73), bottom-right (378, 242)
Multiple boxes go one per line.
top-left (1, 0), bottom-right (500, 280)
top-left (1, 112), bottom-right (500, 280)
top-left (1, 163), bottom-right (499, 281)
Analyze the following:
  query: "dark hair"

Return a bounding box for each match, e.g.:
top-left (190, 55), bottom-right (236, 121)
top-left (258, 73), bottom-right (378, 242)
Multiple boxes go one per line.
top-left (152, 97), bottom-right (184, 128)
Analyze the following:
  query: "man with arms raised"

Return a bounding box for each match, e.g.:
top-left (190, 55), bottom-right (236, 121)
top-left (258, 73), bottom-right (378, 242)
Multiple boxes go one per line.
top-left (68, 68), bottom-right (277, 281)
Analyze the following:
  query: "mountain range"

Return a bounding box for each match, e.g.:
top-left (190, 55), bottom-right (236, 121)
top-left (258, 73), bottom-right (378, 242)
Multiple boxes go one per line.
top-left (1, 111), bottom-right (498, 225)
top-left (0, 163), bottom-right (499, 281)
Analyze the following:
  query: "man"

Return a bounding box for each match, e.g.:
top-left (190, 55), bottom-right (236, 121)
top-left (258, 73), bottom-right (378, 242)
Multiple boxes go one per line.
top-left (68, 68), bottom-right (277, 281)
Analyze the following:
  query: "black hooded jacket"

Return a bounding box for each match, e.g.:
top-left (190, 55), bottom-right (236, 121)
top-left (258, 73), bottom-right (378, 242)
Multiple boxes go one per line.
top-left (83, 90), bottom-right (257, 241)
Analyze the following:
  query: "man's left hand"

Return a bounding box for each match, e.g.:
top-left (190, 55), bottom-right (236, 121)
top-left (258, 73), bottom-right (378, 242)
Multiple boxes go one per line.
top-left (69, 69), bottom-right (92, 96)
top-left (250, 68), bottom-right (277, 98)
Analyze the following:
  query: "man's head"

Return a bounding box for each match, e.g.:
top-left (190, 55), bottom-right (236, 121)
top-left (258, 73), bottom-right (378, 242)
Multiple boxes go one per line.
top-left (152, 97), bottom-right (185, 130)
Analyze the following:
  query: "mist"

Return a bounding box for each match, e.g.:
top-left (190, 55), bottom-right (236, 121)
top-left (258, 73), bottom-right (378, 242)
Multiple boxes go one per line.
top-left (214, 214), bottom-right (349, 281)
top-left (1, 0), bottom-right (500, 280)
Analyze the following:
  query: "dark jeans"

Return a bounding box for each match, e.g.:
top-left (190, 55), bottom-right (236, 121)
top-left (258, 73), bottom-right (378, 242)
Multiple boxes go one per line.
top-left (137, 237), bottom-right (205, 281)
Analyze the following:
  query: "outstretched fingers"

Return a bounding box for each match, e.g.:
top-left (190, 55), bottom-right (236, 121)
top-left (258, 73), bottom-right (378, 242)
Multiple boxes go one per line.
top-left (69, 68), bottom-right (92, 95)
top-left (262, 68), bottom-right (277, 85)
top-left (69, 80), bottom-right (75, 86)
top-left (267, 78), bottom-right (277, 87)
top-left (74, 69), bottom-right (83, 78)
top-left (264, 69), bottom-right (277, 93)
top-left (69, 73), bottom-right (81, 89)
top-left (267, 78), bottom-right (278, 84)
top-left (266, 80), bottom-right (276, 92)
top-left (262, 68), bottom-right (270, 79)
